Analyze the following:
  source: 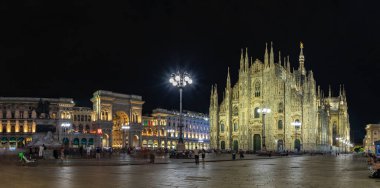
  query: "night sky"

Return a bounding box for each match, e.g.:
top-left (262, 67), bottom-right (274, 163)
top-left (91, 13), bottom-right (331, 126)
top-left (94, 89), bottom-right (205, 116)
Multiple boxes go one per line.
top-left (1, 1), bottom-right (379, 144)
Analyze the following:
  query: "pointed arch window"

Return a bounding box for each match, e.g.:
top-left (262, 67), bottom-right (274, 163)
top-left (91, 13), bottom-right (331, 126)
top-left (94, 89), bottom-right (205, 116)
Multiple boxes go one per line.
top-left (255, 81), bottom-right (261, 97)
top-left (233, 122), bottom-right (238, 132)
top-left (233, 106), bottom-right (238, 116)
top-left (278, 120), bottom-right (283, 129)
top-left (278, 102), bottom-right (284, 113)
top-left (220, 123), bottom-right (225, 133)
top-left (254, 107), bottom-right (260, 118)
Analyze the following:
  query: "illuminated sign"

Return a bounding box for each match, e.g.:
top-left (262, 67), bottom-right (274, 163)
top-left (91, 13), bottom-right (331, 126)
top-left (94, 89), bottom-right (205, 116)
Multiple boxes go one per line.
top-left (97, 129), bottom-right (103, 135)
top-left (61, 123), bottom-right (71, 127)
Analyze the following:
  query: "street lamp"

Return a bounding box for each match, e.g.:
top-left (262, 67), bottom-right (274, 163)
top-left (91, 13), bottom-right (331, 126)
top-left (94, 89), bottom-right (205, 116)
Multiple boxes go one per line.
top-left (291, 120), bottom-right (302, 152)
top-left (121, 124), bottom-right (130, 149)
top-left (257, 107), bottom-right (271, 151)
top-left (169, 71), bottom-right (193, 152)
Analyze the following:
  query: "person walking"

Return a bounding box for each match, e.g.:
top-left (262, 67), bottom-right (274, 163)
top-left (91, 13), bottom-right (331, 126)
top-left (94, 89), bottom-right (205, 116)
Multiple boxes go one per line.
top-left (79, 145), bottom-right (83, 158)
top-left (60, 147), bottom-right (65, 162)
top-left (96, 147), bottom-right (101, 159)
top-left (86, 146), bottom-right (91, 158)
top-left (201, 149), bottom-right (206, 162)
top-left (193, 147), bottom-right (199, 165)
top-left (239, 149), bottom-right (244, 159)
top-left (38, 145), bottom-right (44, 159)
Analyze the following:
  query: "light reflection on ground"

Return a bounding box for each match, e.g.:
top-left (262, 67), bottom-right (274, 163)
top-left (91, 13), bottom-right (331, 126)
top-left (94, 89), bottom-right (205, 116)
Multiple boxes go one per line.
top-left (1, 154), bottom-right (377, 188)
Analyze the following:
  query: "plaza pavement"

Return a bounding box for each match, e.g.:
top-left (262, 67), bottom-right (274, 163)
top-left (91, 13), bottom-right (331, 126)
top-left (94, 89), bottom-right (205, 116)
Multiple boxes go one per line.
top-left (0, 153), bottom-right (379, 188)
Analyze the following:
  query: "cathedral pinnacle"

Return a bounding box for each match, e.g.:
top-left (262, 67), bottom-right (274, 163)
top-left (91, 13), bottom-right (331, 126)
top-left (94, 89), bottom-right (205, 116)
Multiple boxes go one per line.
top-left (240, 48), bottom-right (244, 71)
top-left (328, 85), bottom-right (332, 97)
top-left (264, 43), bottom-right (268, 67)
top-left (226, 67), bottom-right (231, 89)
top-left (245, 48), bottom-right (249, 72)
top-left (270, 41), bottom-right (274, 66)
top-left (299, 41), bottom-right (306, 75)
top-left (278, 51), bottom-right (281, 66)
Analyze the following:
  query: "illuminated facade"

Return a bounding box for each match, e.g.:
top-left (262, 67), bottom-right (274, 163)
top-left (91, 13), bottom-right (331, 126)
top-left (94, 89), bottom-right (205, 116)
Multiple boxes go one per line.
top-left (0, 90), bottom-right (145, 149)
top-left (0, 97), bottom-right (76, 149)
top-left (142, 108), bottom-right (210, 150)
top-left (91, 90), bottom-right (144, 148)
top-left (364, 124), bottom-right (380, 153)
top-left (209, 43), bottom-right (351, 152)
top-left (70, 107), bottom-right (98, 148)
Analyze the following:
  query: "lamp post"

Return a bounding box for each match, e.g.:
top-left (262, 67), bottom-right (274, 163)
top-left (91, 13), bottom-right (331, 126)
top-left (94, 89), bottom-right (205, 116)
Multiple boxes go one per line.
top-left (121, 124), bottom-right (130, 149)
top-left (257, 107), bottom-right (271, 151)
top-left (291, 120), bottom-right (301, 152)
top-left (169, 71), bottom-right (193, 152)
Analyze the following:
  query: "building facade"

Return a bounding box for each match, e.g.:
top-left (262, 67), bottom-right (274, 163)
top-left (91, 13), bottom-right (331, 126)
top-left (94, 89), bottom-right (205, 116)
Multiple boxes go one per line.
top-left (0, 90), bottom-right (145, 150)
top-left (91, 90), bottom-right (144, 149)
top-left (0, 97), bottom-right (76, 149)
top-left (142, 108), bottom-right (210, 150)
top-left (364, 124), bottom-right (380, 153)
top-left (209, 43), bottom-right (351, 152)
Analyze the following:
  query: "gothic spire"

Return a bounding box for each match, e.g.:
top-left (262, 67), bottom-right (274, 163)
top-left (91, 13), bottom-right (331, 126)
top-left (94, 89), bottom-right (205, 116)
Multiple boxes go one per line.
top-left (343, 84), bottom-right (346, 97)
top-left (270, 41), bottom-right (274, 67)
top-left (226, 67), bottom-right (231, 89)
top-left (299, 41), bottom-right (306, 75)
top-left (214, 84), bottom-right (218, 107)
top-left (264, 43), bottom-right (269, 67)
top-left (240, 48), bottom-right (244, 71)
top-left (287, 56), bottom-right (291, 72)
top-left (278, 51), bottom-right (281, 66)
top-left (210, 85), bottom-right (214, 107)
top-left (245, 48), bottom-right (249, 72)
top-left (328, 85), bottom-right (332, 97)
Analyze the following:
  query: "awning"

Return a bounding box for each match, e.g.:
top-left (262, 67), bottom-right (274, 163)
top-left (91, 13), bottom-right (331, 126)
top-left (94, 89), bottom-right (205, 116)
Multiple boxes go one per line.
top-left (88, 138), bottom-right (94, 145)
top-left (73, 138), bottom-right (79, 145)
top-left (63, 137), bottom-right (69, 144)
top-left (1, 137), bottom-right (8, 142)
top-left (9, 137), bottom-right (16, 142)
top-left (81, 138), bottom-right (87, 145)
top-left (17, 137), bottom-right (24, 142)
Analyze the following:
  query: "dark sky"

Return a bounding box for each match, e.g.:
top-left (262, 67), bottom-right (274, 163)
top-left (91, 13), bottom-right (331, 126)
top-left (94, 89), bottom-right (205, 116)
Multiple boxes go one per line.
top-left (1, 0), bottom-right (379, 143)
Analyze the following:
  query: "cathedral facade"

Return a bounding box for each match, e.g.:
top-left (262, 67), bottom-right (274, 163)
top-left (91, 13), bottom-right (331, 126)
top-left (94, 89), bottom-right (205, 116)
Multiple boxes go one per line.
top-left (209, 43), bottom-right (350, 152)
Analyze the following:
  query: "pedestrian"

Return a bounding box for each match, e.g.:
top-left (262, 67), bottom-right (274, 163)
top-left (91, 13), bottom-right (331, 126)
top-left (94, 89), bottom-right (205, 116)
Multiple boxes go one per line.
top-left (79, 145), bottom-right (83, 158)
top-left (239, 150), bottom-right (244, 159)
top-left (150, 152), bottom-right (155, 164)
top-left (34, 147), bottom-right (38, 158)
top-left (39, 145), bottom-right (44, 159)
top-left (29, 147), bottom-right (33, 158)
top-left (109, 147), bottom-right (113, 158)
top-left (64, 147), bottom-right (69, 160)
top-left (53, 149), bottom-right (58, 159)
top-left (201, 149), bottom-right (206, 162)
top-left (86, 146), bottom-right (91, 158)
top-left (232, 150), bottom-right (236, 160)
top-left (96, 147), bottom-right (101, 159)
top-left (194, 147), bottom-right (199, 164)
top-left (60, 147), bottom-right (65, 161)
